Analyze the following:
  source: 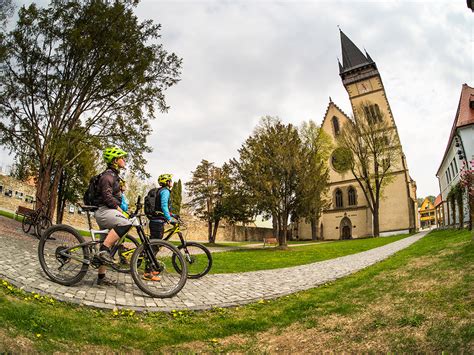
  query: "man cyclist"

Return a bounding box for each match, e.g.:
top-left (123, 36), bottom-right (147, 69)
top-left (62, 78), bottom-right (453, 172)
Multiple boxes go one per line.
top-left (145, 173), bottom-right (177, 281)
top-left (94, 147), bottom-right (132, 286)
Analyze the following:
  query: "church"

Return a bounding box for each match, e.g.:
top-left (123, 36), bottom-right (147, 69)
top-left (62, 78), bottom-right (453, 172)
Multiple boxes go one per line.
top-left (298, 31), bottom-right (418, 240)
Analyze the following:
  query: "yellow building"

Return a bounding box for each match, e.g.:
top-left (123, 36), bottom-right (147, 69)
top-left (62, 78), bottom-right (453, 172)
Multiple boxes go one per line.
top-left (299, 31), bottom-right (417, 240)
top-left (418, 197), bottom-right (436, 229)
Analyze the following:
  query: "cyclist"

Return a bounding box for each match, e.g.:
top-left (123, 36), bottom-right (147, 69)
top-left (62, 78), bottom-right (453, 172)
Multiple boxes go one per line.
top-left (94, 147), bottom-right (132, 286)
top-left (145, 173), bottom-right (177, 281)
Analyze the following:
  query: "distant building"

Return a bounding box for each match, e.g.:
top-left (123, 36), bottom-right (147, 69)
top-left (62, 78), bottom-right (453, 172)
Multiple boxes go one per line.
top-left (436, 84), bottom-right (474, 228)
top-left (298, 31), bottom-right (418, 240)
top-left (418, 197), bottom-right (436, 229)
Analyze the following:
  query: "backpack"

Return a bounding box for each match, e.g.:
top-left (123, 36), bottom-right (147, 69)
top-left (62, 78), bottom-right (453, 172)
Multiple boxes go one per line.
top-left (144, 188), bottom-right (159, 218)
top-left (83, 173), bottom-right (104, 206)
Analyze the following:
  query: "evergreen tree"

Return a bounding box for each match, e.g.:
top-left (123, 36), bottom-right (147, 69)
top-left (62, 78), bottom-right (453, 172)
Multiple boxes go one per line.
top-left (170, 179), bottom-right (182, 215)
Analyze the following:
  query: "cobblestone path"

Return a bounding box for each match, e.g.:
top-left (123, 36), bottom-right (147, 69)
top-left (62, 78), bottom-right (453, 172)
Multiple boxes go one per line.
top-left (0, 216), bottom-right (427, 312)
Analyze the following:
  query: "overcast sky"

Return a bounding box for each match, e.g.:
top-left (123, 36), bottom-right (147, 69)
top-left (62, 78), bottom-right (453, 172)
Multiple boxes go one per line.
top-left (2, 0), bottom-right (473, 199)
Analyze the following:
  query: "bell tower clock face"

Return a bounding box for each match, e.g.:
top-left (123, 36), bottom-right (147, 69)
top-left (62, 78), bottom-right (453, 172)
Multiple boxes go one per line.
top-left (356, 81), bottom-right (372, 94)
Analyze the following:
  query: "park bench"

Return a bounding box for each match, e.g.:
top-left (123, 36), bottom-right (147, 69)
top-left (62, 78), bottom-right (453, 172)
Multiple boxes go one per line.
top-left (15, 205), bottom-right (35, 220)
top-left (263, 236), bottom-right (278, 247)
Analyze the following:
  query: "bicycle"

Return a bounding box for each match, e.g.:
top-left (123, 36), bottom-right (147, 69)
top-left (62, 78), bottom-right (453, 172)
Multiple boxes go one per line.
top-left (21, 196), bottom-right (53, 239)
top-left (159, 217), bottom-right (213, 279)
top-left (38, 197), bottom-right (188, 298)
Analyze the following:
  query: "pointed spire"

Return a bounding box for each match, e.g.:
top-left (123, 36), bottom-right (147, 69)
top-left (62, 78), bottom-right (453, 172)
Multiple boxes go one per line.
top-left (339, 30), bottom-right (371, 72)
top-left (365, 50), bottom-right (374, 63)
top-left (329, 96), bottom-right (333, 103)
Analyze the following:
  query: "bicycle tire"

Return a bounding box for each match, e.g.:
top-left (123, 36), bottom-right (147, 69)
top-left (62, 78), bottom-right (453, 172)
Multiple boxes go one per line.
top-left (35, 215), bottom-right (52, 239)
top-left (22, 214), bottom-right (32, 234)
top-left (130, 240), bottom-right (187, 298)
top-left (110, 235), bottom-right (140, 273)
top-left (173, 242), bottom-right (213, 279)
top-left (38, 224), bottom-right (90, 286)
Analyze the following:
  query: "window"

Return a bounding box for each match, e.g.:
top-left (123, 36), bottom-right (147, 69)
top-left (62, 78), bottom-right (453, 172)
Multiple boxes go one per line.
top-left (15, 191), bottom-right (23, 199)
top-left (335, 189), bottom-right (343, 208)
top-left (332, 116), bottom-right (340, 136)
top-left (364, 104), bottom-right (382, 124)
top-left (445, 171), bottom-right (449, 183)
top-left (4, 189), bottom-right (12, 197)
top-left (0, 185), bottom-right (3, 193)
top-left (348, 187), bottom-right (357, 206)
top-left (68, 205), bottom-right (75, 214)
top-left (447, 169), bottom-right (451, 182)
top-left (453, 158), bottom-right (458, 174)
top-left (25, 195), bottom-right (34, 203)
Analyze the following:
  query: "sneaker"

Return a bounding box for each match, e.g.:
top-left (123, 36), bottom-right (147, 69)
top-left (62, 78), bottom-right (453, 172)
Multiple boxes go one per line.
top-left (97, 250), bottom-right (114, 265)
top-left (143, 272), bottom-right (161, 281)
top-left (97, 276), bottom-right (117, 286)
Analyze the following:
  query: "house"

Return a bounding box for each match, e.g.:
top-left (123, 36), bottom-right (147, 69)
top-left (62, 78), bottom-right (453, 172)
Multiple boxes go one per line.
top-left (435, 84), bottom-right (474, 228)
top-left (418, 197), bottom-right (436, 229)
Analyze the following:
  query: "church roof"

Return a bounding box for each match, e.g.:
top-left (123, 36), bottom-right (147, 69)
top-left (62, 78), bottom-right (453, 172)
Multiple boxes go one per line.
top-left (339, 30), bottom-right (374, 73)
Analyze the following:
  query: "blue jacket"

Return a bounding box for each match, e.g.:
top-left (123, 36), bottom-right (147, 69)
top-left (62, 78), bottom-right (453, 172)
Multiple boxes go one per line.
top-left (159, 188), bottom-right (172, 221)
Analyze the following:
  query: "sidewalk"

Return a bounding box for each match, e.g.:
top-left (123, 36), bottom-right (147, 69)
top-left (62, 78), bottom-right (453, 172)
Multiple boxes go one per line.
top-left (0, 216), bottom-right (428, 312)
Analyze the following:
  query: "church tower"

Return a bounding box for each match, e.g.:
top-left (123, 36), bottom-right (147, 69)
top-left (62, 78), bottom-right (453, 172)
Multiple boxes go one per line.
top-left (338, 29), bottom-right (398, 135)
top-left (298, 31), bottom-right (418, 240)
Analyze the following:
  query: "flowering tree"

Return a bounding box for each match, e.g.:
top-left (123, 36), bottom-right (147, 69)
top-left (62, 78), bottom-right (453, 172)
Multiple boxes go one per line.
top-left (459, 159), bottom-right (474, 232)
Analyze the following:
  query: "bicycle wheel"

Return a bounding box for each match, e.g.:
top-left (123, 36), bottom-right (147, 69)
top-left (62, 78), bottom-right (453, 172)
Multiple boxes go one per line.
top-left (173, 242), bottom-right (213, 279)
top-left (38, 224), bottom-right (90, 286)
top-left (130, 240), bottom-right (187, 298)
top-left (35, 215), bottom-right (52, 239)
top-left (22, 214), bottom-right (33, 234)
top-left (110, 235), bottom-right (140, 273)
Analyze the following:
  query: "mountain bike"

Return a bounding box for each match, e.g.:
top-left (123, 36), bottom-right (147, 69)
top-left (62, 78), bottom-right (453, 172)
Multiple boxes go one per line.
top-left (37, 197), bottom-right (187, 298)
top-left (160, 217), bottom-right (213, 279)
top-left (21, 196), bottom-right (53, 239)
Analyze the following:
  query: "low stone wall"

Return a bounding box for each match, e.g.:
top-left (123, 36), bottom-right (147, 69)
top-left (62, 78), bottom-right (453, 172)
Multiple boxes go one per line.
top-left (0, 174), bottom-right (274, 242)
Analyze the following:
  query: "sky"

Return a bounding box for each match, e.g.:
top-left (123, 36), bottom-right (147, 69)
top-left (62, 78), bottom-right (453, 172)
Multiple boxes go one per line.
top-left (1, 0), bottom-right (473, 199)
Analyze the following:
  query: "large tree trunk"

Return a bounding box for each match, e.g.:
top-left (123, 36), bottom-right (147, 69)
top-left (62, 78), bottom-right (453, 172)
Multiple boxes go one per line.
top-left (211, 218), bottom-right (220, 243)
top-left (373, 205), bottom-right (380, 237)
top-left (272, 212), bottom-right (278, 239)
top-left (310, 216), bottom-right (319, 240)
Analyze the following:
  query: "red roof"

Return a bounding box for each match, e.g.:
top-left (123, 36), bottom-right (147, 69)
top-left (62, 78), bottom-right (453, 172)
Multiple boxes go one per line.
top-left (434, 194), bottom-right (442, 207)
top-left (436, 84), bottom-right (474, 176)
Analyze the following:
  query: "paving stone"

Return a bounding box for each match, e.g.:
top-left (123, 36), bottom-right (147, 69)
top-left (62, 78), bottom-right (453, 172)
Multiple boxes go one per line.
top-left (0, 215), bottom-right (428, 312)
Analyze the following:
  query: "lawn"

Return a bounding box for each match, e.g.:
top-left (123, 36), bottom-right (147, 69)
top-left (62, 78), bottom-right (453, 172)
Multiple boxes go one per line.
top-left (0, 228), bottom-right (472, 352)
top-left (208, 233), bottom-right (410, 273)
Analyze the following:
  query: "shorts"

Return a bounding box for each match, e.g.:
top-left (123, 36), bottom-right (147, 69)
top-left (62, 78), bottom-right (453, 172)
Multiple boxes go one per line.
top-left (94, 206), bottom-right (132, 230)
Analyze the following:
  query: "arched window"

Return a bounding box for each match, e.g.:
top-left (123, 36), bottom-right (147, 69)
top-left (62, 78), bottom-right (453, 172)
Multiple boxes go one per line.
top-left (364, 104), bottom-right (382, 124)
top-left (335, 188), bottom-right (343, 208)
top-left (348, 187), bottom-right (357, 206)
top-left (332, 116), bottom-right (340, 136)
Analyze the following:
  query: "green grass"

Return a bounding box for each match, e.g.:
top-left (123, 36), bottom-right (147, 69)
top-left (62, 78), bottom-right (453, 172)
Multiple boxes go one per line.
top-left (0, 209), bottom-right (22, 221)
top-left (208, 233), bottom-right (410, 273)
top-left (0, 229), bottom-right (472, 352)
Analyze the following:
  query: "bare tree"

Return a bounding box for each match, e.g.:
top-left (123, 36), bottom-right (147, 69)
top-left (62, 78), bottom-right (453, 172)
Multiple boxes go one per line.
top-left (337, 102), bottom-right (401, 236)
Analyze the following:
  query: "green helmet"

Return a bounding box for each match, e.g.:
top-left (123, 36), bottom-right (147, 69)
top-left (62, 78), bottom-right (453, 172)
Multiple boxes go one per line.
top-left (158, 173), bottom-right (173, 186)
top-left (103, 146), bottom-right (127, 164)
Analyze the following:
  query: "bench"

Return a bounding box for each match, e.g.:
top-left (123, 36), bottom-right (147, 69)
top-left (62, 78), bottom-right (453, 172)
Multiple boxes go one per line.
top-left (15, 205), bottom-right (35, 220)
top-left (263, 237), bottom-right (278, 247)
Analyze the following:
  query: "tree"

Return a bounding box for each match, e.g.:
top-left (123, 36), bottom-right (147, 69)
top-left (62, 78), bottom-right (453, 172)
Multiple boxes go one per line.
top-left (121, 172), bottom-right (154, 212)
top-left (0, 0), bottom-right (181, 218)
top-left (170, 179), bottom-right (182, 215)
top-left (295, 121), bottom-right (332, 240)
top-left (337, 102), bottom-right (401, 237)
top-left (233, 116), bottom-right (302, 246)
top-left (0, 0), bottom-right (13, 29)
top-left (185, 160), bottom-right (222, 243)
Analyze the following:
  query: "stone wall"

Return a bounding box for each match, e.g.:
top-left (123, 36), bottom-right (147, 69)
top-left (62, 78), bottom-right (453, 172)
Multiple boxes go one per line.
top-left (0, 174), bottom-right (273, 242)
